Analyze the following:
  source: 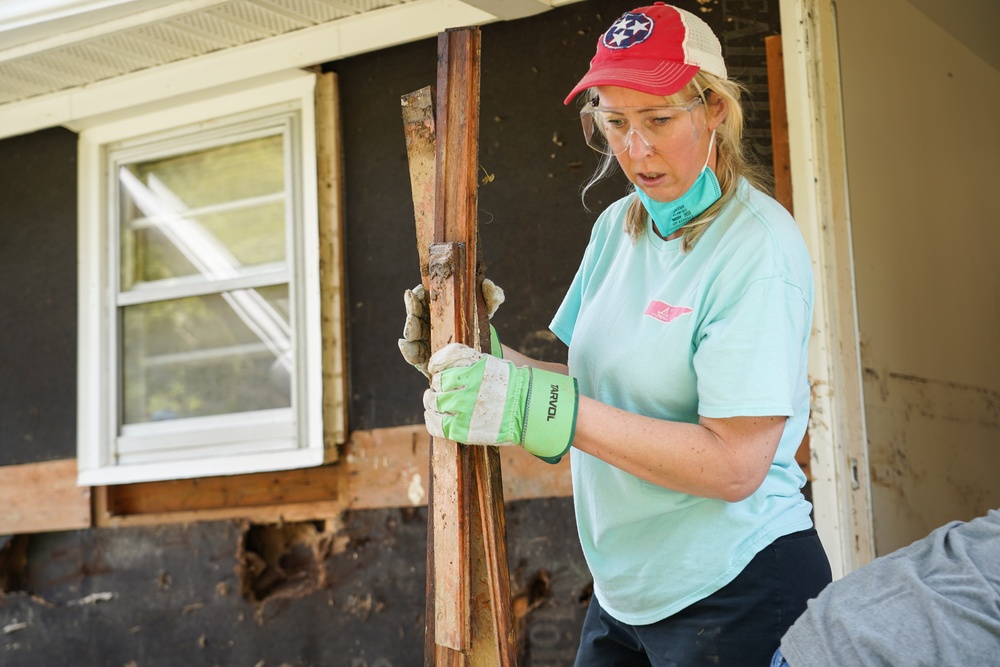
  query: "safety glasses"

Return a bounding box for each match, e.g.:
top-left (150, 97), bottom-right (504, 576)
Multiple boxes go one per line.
top-left (580, 97), bottom-right (703, 156)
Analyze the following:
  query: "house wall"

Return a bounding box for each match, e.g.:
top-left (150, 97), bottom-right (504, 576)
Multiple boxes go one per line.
top-left (836, 0), bottom-right (1000, 554)
top-left (0, 127), bottom-right (77, 466)
top-left (0, 1), bottom-right (784, 664)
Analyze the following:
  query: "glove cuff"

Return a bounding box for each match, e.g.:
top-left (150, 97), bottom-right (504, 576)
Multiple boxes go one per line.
top-left (522, 368), bottom-right (578, 464)
top-left (489, 324), bottom-right (502, 358)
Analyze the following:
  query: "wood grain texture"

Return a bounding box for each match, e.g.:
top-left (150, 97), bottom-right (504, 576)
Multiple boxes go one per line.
top-left (401, 25), bottom-right (517, 666)
top-left (0, 459), bottom-right (91, 534)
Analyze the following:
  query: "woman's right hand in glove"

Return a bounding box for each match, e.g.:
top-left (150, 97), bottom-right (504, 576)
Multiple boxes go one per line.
top-left (398, 279), bottom-right (505, 379)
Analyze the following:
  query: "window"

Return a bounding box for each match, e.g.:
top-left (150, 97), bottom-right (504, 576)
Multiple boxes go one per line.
top-left (78, 71), bottom-right (333, 485)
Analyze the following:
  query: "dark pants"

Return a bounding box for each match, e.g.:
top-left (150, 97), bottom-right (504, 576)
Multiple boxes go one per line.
top-left (574, 529), bottom-right (831, 667)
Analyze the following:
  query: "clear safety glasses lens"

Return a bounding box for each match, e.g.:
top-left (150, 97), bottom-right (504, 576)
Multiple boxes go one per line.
top-left (580, 98), bottom-right (703, 156)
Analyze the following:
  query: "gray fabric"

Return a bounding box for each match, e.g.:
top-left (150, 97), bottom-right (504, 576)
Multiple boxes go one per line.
top-left (780, 509), bottom-right (1000, 666)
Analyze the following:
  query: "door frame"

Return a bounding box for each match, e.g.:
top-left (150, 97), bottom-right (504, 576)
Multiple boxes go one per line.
top-left (779, 0), bottom-right (875, 577)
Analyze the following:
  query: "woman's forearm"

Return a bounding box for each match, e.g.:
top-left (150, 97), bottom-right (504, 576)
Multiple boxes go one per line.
top-left (572, 395), bottom-right (787, 502)
top-left (500, 343), bottom-right (785, 502)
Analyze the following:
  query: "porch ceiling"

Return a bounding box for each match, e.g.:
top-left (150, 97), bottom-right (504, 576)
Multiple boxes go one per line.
top-left (0, 0), bottom-right (576, 109)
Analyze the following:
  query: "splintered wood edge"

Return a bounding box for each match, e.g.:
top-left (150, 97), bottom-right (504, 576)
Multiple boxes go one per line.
top-left (401, 86), bottom-right (437, 291)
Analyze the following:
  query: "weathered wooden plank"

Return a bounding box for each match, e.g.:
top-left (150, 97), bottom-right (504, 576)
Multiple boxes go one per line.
top-left (0, 459), bottom-right (91, 534)
top-left (401, 82), bottom-right (447, 662)
top-left (94, 492), bottom-right (345, 528)
top-left (344, 424), bottom-right (572, 510)
top-left (100, 464), bottom-right (343, 516)
top-left (427, 241), bottom-right (472, 656)
top-left (430, 32), bottom-right (480, 656)
top-left (401, 85), bottom-right (436, 292)
top-left (431, 26), bottom-right (517, 666)
top-left (316, 70), bottom-right (349, 452)
top-left (471, 445), bottom-right (517, 661)
top-left (12, 423), bottom-right (567, 531)
top-left (401, 25), bottom-right (516, 666)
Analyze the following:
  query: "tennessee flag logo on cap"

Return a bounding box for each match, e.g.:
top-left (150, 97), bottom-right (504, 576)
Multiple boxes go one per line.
top-left (602, 12), bottom-right (654, 50)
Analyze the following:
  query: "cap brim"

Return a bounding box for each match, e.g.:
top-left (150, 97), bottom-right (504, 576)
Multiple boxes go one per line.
top-left (563, 60), bottom-right (700, 105)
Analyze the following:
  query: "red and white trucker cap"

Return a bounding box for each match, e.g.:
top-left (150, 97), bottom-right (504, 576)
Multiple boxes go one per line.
top-left (564, 3), bottom-right (727, 104)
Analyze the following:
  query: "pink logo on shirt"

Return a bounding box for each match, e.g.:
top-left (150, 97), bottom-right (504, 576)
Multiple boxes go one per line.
top-left (644, 300), bottom-right (693, 323)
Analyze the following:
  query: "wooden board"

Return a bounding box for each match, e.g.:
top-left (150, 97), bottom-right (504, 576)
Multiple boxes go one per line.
top-left (344, 424), bottom-right (571, 510)
top-left (7, 425), bottom-right (568, 532)
top-left (427, 242), bottom-right (474, 656)
top-left (0, 459), bottom-right (91, 534)
top-left (402, 26), bottom-right (517, 666)
top-left (316, 70), bottom-right (349, 452)
top-left (99, 464), bottom-right (343, 516)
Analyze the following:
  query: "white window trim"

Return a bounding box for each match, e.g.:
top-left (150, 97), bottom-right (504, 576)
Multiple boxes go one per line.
top-left (77, 69), bottom-right (324, 486)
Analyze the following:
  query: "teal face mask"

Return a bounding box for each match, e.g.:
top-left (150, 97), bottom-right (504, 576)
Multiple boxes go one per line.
top-left (635, 130), bottom-right (721, 239)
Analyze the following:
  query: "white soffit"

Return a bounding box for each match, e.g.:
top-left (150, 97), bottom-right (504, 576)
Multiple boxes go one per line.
top-left (0, 0), bottom-right (582, 140)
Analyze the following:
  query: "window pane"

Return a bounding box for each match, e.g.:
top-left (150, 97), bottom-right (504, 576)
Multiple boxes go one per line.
top-left (121, 285), bottom-right (292, 425)
top-left (119, 135), bottom-right (287, 291)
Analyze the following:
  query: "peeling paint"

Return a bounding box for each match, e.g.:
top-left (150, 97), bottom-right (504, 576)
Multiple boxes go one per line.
top-left (406, 473), bottom-right (426, 506)
top-left (3, 621), bottom-right (27, 634)
top-left (65, 592), bottom-right (115, 606)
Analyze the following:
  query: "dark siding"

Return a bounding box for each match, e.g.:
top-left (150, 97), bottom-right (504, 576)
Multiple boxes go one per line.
top-left (0, 127), bottom-right (78, 465)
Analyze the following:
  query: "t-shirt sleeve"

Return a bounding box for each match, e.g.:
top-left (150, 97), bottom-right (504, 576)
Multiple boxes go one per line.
top-left (549, 204), bottom-right (620, 348)
top-left (549, 263), bottom-right (584, 347)
top-left (694, 276), bottom-right (810, 418)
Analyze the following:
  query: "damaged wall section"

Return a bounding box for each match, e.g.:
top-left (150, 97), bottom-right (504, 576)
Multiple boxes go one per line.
top-left (0, 500), bottom-right (587, 666)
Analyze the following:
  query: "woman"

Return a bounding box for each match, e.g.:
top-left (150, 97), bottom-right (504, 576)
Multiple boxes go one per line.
top-left (404, 4), bottom-right (832, 664)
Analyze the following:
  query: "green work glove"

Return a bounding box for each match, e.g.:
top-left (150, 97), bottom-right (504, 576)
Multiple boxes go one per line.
top-left (398, 279), bottom-right (505, 378)
top-left (423, 343), bottom-right (577, 464)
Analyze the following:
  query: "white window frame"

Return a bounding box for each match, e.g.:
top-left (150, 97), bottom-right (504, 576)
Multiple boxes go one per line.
top-left (77, 70), bottom-right (325, 486)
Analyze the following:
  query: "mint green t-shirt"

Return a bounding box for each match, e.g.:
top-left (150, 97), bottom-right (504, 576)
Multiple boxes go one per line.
top-left (550, 179), bottom-right (815, 625)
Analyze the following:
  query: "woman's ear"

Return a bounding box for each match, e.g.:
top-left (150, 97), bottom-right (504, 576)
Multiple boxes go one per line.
top-left (707, 93), bottom-right (728, 130)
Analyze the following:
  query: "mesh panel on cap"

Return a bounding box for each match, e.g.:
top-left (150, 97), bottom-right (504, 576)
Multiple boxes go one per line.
top-left (676, 8), bottom-right (727, 80)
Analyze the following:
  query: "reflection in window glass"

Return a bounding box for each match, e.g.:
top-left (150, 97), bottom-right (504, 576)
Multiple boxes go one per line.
top-left (119, 135), bottom-right (287, 291)
top-left (121, 285), bottom-right (292, 424)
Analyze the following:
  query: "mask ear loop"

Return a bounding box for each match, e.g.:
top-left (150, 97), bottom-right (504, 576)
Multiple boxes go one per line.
top-left (702, 129), bottom-right (717, 170)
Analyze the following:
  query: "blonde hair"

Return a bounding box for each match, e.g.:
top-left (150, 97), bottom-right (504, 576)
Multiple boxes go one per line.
top-left (580, 72), bottom-right (772, 251)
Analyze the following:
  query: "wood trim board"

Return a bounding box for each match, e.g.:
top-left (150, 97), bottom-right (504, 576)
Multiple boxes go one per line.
top-left (0, 425), bottom-right (571, 533)
top-left (0, 459), bottom-right (91, 535)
